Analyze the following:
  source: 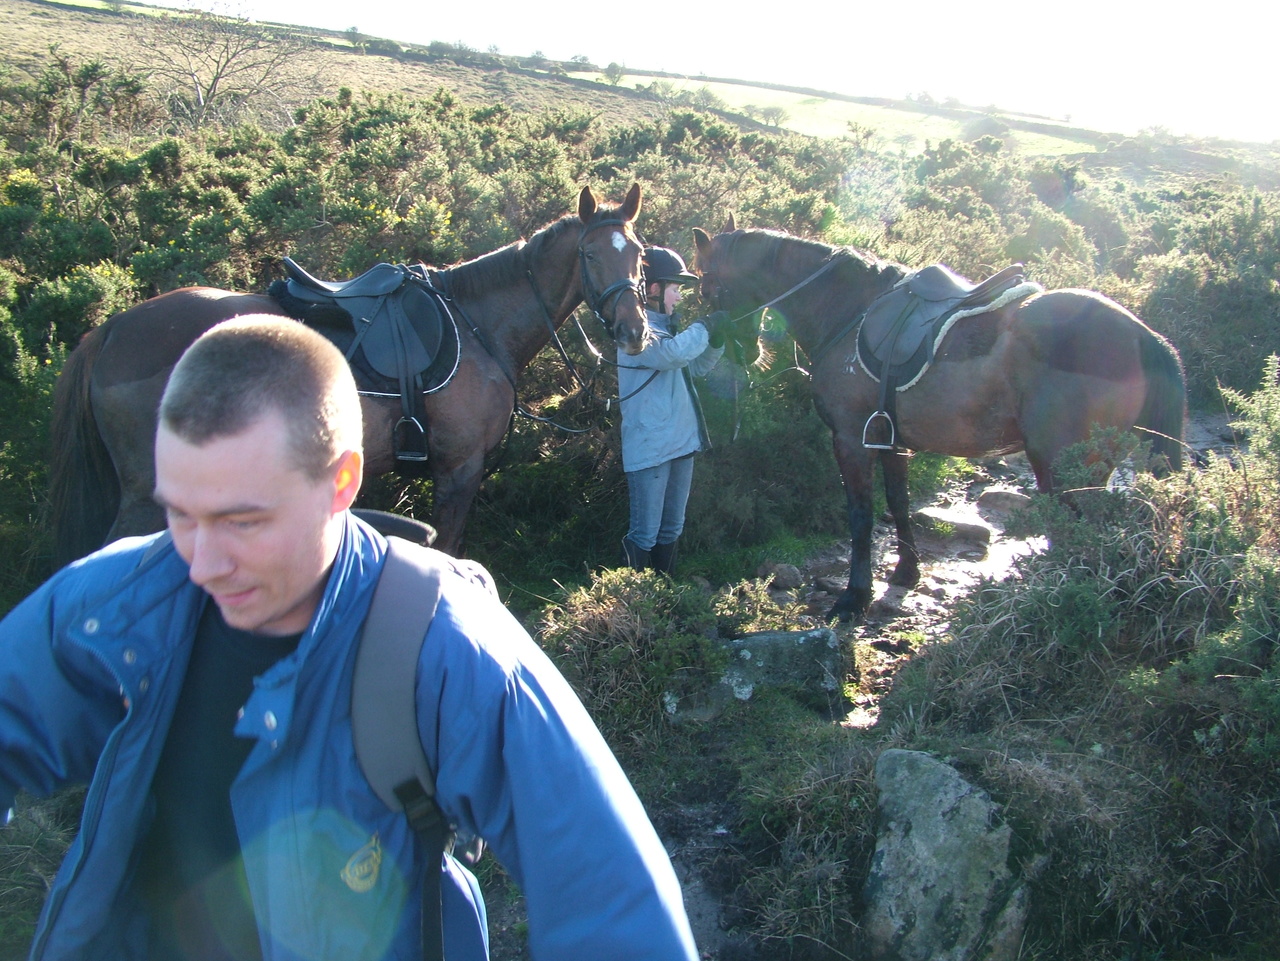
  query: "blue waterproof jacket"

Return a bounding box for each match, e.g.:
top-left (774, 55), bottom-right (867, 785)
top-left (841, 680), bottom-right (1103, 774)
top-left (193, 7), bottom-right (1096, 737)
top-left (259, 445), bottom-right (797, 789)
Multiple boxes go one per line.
top-left (0, 514), bottom-right (697, 960)
top-left (617, 310), bottom-right (724, 473)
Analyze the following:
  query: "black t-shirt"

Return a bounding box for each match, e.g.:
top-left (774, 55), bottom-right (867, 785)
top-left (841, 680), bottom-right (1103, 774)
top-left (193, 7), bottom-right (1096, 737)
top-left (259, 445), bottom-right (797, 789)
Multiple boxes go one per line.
top-left (139, 602), bottom-right (301, 961)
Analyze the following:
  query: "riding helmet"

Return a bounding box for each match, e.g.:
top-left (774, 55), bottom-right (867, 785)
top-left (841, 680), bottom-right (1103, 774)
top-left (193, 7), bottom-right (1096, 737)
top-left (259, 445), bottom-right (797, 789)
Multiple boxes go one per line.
top-left (643, 246), bottom-right (698, 287)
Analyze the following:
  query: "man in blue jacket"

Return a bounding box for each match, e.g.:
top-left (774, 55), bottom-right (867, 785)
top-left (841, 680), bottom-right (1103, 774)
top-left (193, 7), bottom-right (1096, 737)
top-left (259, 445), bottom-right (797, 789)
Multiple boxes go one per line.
top-left (0, 316), bottom-right (698, 961)
top-left (617, 246), bottom-right (726, 574)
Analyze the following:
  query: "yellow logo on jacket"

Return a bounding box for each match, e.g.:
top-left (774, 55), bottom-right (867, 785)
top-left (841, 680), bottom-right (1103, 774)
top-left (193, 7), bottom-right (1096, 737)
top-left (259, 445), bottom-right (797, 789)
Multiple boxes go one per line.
top-left (341, 833), bottom-right (382, 893)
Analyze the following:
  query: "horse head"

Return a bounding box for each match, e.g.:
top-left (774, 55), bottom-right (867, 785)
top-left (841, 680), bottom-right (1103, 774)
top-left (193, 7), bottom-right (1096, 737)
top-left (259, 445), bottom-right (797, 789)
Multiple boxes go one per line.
top-left (577, 183), bottom-right (648, 356)
top-left (693, 223), bottom-right (763, 367)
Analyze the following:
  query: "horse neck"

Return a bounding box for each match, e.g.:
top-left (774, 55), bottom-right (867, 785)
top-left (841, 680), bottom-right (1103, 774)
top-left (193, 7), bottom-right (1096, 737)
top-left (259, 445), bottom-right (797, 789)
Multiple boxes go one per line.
top-left (444, 220), bottom-right (582, 371)
top-left (748, 239), bottom-right (893, 355)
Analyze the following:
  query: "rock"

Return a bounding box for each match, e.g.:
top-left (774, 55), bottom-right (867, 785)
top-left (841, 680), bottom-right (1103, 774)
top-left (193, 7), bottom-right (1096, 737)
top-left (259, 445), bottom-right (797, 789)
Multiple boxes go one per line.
top-left (976, 489), bottom-right (1032, 519)
top-left (913, 506), bottom-right (993, 547)
top-left (756, 561), bottom-right (804, 590)
top-left (860, 749), bottom-right (1030, 961)
top-left (664, 628), bottom-right (843, 722)
top-left (765, 563), bottom-right (804, 590)
top-left (815, 575), bottom-right (846, 594)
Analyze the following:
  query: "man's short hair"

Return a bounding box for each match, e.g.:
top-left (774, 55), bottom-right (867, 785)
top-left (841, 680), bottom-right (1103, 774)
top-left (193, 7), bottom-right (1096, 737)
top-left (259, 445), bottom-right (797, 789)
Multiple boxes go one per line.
top-left (160, 315), bottom-right (362, 479)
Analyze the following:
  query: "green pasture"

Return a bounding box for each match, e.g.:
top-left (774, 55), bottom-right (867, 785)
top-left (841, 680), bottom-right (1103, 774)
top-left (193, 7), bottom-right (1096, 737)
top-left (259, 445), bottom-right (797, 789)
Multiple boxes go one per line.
top-left (573, 71), bottom-right (1100, 156)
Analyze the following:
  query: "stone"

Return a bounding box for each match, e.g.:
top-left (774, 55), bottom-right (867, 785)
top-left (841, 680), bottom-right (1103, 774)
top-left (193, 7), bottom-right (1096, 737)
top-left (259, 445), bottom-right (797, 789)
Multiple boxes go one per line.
top-left (913, 506), bottom-right (993, 547)
top-left (663, 627), bottom-right (843, 722)
top-left (976, 489), bottom-right (1032, 519)
top-left (767, 563), bottom-right (804, 590)
top-left (860, 749), bottom-right (1030, 961)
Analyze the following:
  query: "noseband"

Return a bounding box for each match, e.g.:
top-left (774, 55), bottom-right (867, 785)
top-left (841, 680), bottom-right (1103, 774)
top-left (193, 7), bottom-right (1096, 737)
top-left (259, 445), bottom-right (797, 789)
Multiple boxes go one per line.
top-left (577, 217), bottom-right (645, 334)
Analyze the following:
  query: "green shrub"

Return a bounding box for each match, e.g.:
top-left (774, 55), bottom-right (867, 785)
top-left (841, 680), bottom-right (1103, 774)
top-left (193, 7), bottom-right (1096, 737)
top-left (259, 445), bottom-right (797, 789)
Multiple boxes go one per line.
top-left (537, 568), bottom-right (725, 747)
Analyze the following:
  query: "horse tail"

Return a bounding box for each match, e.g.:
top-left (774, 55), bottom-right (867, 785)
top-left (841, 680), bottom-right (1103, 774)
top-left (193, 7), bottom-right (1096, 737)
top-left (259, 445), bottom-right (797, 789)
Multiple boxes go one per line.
top-left (1136, 326), bottom-right (1186, 473)
top-left (48, 324), bottom-right (119, 569)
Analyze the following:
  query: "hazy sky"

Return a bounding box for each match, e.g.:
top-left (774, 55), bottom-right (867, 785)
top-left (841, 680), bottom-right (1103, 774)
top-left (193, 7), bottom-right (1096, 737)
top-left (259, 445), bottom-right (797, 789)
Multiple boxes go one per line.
top-left (197, 0), bottom-right (1276, 143)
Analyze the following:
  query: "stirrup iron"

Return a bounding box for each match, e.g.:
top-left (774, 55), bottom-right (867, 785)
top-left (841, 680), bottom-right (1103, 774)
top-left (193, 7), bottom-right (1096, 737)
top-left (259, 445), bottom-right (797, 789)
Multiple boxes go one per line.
top-left (862, 410), bottom-right (896, 450)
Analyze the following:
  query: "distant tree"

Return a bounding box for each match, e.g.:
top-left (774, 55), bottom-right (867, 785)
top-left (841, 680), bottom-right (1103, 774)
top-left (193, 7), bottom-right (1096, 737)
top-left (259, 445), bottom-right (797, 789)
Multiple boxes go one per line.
top-left (344, 27), bottom-right (365, 52)
top-left (760, 105), bottom-right (789, 127)
top-left (689, 86), bottom-right (725, 112)
top-left (134, 8), bottom-right (323, 130)
top-left (603, 62), bottom-right (625, 85)
top-left (569, 54), bottom-right (591, 67)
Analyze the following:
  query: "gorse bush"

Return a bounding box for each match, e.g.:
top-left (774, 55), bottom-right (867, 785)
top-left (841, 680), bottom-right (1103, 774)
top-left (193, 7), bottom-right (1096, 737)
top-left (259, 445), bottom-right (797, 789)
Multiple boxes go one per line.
top-left (537, 568), bottom-right (726, 748)
top-left (876, 363), bottom-right (1280, 955)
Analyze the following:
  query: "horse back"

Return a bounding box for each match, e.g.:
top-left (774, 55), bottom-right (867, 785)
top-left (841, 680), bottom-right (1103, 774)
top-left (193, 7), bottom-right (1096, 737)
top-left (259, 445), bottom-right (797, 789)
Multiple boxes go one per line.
top-left (92, 288), bottom-right (285, 388)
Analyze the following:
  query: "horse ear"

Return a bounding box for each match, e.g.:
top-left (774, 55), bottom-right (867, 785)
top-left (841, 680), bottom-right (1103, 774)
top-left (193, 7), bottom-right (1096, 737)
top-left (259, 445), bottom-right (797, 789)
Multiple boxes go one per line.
top-left (620, 182), bottom-right (642, 223)
top-left (578, 186), bottom-right (599, 222)
top-left (693, 227), bottom-right (712, 263)
top-left (724, 213), bottom-right (737, 232)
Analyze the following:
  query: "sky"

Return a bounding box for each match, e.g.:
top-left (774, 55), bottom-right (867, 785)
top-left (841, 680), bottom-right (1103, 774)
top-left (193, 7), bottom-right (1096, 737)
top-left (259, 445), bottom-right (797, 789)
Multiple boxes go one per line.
top-left (181, 0), bottom-right (1279, 144)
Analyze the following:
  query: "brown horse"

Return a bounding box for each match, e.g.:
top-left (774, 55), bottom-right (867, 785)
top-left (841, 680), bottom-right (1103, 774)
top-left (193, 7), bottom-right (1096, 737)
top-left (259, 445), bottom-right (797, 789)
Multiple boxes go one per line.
top-left (693, 220), bottom-right (1186, 621)
top-left (49, 184), bottom-right (648, 568)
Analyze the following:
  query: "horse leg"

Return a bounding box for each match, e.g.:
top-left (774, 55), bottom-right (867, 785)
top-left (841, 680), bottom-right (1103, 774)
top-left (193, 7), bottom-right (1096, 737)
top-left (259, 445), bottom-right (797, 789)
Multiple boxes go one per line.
top-left (828, 431), bottom-right (878, 622)
top-left (881, 451), bottom-right (920, 588)
top-left (429, 453), bottom-right (486, 557)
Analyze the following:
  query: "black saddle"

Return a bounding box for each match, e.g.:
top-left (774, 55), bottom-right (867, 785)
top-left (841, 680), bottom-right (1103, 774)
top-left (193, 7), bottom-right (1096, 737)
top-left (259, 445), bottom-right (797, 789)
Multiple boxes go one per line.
top-left (856, 263), bottom-right (1027, 449)
top-left (270, 257), bottom-right (461, 463)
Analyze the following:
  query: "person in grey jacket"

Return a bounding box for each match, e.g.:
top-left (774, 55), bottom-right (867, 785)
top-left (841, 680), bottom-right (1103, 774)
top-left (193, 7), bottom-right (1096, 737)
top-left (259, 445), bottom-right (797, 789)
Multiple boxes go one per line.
top-left (0, 316), bottom-right (698, 961)
top-left (617, 246), bottom-right (726, 573)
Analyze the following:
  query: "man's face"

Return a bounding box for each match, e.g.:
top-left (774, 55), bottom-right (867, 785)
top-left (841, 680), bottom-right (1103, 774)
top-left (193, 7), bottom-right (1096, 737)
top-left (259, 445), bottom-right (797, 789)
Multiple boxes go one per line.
top-left (154, 411), bottom-right (361, 636)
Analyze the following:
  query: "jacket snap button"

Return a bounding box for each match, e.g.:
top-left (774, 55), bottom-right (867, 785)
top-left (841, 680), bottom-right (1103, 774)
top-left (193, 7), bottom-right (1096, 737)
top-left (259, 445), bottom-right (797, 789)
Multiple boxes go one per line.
top-left (264, 711), bottom-right (278, 731)
top-left (84, 618), bottom-right (100, 634)
top-left (122, 649), bottom-right (137, 665)
top-left (138, 677), bottom-right (150, 693)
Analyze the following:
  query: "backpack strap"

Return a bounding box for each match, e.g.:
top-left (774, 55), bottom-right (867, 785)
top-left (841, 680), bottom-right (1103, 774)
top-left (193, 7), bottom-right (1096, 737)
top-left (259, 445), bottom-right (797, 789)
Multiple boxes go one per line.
top-left (352, 536), bottom-right (450, 961)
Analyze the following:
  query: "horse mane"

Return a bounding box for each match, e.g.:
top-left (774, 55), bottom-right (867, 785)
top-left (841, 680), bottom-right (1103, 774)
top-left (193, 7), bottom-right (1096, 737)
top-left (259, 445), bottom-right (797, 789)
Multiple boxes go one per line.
top-left (733, 229), bottom-right (900, 287)
top-left (441, 212), bottom-right (580, 301)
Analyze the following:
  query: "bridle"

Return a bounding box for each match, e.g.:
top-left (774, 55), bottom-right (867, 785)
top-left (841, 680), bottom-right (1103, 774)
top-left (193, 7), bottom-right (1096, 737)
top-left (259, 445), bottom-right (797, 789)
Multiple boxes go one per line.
top-left (576, 217), bottom-right (646, 337)
top-left (513, 215), bottom-right (646, 430)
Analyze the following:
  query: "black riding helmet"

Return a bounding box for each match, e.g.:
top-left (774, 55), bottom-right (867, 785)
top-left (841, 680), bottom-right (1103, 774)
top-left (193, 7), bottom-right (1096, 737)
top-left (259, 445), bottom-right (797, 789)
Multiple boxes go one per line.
top-left (643, 246), bottom-right (698, 288)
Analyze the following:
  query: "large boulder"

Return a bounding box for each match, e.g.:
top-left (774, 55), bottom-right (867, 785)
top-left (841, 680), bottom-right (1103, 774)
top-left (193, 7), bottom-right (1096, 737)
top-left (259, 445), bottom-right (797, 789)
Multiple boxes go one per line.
top-left (860, 749), bottom-right (1029, 961)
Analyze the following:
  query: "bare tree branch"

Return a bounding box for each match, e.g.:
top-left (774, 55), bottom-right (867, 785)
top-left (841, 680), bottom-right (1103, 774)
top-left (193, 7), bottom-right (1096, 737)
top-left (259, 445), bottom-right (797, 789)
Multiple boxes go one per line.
top-left (131, 6), bottom-right (326, 130)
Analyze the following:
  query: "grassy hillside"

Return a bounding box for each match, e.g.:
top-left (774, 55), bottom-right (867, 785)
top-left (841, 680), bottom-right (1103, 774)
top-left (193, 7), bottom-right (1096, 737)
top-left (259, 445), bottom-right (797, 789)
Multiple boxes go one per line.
top-left (6, 0), bottom-right (1280, 188)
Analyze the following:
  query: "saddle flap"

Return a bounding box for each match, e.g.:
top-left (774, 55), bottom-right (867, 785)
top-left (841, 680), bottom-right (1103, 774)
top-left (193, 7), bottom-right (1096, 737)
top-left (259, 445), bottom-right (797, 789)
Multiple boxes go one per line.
top-left (359, 284), bottom-right (446, 381)
top-left (283, 256), bottom-right (409, 298)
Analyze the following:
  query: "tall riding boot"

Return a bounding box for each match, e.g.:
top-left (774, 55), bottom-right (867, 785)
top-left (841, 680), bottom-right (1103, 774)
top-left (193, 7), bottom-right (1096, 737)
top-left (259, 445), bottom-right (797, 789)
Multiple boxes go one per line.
top-left (649, 539), bottom-right (678, 575)
top-left (622, 536), bottom-right (651, 571)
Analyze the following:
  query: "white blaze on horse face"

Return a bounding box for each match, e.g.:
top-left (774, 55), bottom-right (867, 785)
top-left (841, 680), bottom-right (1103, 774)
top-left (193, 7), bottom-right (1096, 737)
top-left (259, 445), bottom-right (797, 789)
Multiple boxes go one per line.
top-left (611, 230), bottom-right (628, 253)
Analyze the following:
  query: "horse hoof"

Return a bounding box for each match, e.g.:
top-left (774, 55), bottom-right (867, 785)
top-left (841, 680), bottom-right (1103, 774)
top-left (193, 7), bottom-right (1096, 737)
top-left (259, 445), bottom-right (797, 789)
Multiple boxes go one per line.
top-left (825, 590), bottom-right (869, 624)
top-left (888, 568), bottom-right (921, 588)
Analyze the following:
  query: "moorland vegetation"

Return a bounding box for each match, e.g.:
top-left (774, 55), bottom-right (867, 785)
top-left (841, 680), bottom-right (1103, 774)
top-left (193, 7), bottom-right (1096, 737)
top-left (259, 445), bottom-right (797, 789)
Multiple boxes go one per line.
top-left (3, 3), bottom-right (1280, 959)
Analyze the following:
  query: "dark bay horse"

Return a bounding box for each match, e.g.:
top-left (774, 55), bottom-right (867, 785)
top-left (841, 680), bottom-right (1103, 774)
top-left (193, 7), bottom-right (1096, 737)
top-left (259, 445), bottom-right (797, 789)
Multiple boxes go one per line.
top-left (693, 221), bottom-right (1186, 621)
top-left (49, 184), bottom-right (648, 568)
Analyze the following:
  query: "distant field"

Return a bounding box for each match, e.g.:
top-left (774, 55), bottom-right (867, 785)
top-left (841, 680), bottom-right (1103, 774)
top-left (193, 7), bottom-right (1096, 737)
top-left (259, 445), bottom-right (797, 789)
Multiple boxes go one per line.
top-left (574, 72), bottom-right (1101, 157)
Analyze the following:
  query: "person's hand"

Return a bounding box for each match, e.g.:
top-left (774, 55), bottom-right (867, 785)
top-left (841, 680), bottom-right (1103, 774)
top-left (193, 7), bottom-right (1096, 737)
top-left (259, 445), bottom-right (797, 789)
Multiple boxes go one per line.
top-left (698, 311), bottom-right (730, 349)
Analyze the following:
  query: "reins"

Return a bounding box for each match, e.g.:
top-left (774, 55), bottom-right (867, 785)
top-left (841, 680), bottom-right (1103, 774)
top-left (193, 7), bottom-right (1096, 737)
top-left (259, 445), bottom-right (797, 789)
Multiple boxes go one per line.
top-left (709, 240), bottom-right (852, 331)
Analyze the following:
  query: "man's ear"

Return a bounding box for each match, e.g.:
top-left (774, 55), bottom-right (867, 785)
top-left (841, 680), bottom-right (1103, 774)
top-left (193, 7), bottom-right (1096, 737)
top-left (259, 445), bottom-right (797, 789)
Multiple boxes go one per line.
top-left (332, 449), bottom-right (363, 512)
